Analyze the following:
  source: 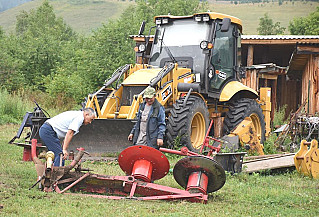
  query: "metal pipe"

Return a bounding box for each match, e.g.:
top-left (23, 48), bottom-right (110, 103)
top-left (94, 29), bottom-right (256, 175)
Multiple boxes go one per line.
top-left (200, 120), bottom-right (214, 154)
top-left (60, 172), bottom-right (90, 194)
top-left (150, 63), bottom-right (175, 87)
top-left (182, 88), bottom-right (193, 108)
top-left (31, 139), bottom-right (37, 161)
top-left (46, 151), bottom-right (55, 170)
top-left (64, 147), bottom-right (86, 172)
top-left (160, 148), bottom-right (187, 156)
top-left (159, 147), bottom-right (198, 157)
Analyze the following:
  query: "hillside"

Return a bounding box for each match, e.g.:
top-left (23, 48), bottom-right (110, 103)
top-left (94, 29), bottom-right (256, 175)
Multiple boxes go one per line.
top-left (0, 0), bottom-right (33, 12)
top-left (0, 0), bottom-right (318, 35)
top-left (0, 0), bottom-right (132, 34)
top-left (208, 1), bottom-right (319, 34)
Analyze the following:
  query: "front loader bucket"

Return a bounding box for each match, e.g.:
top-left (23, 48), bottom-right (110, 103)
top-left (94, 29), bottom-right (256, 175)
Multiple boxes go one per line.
top-left (69, 119), bottom-right (135, 155)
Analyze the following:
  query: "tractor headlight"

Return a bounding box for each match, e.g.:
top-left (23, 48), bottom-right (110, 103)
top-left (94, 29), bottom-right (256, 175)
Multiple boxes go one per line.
top-left (162, 18), bottom-right (169, 24)
top-left (155, 19), bottom-right (162, 25)
top-left (200, 41), bottom-right (208, 49)
top-left (139, 44), bottom-right (146, 52)
top-left (200, 40), bottom-right (213, 50)
top-left (203, 15), bottom-right (210, 22)
top-left (195, 15), bottom-right (202, 22)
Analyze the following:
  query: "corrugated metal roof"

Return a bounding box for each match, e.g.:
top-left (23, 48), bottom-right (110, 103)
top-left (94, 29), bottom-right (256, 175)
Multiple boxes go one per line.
top-left (242, 35), bottom-right (319, 40)
top-left (246, 63), bottom-right (287, 75)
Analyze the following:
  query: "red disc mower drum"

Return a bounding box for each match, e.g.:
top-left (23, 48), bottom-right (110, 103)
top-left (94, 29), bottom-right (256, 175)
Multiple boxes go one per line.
top-left (118, 145), bottom-right (170, 182)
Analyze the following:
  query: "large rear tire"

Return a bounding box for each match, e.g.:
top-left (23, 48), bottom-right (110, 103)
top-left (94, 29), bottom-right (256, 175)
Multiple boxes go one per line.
top-left (223, 98), bottom-right (265, 143)
top-left (166, 96), bottom-right (209, 152)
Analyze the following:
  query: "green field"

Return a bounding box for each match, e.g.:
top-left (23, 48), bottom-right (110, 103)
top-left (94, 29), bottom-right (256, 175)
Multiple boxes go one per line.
top-left (208, 1), bottom-right (319, 34)
top-left (0, 0), bottom-right (132, 34)
top-left (0, 0), bottom-right (317, 35)
top-left (1, 124), bottom-right (319, 216)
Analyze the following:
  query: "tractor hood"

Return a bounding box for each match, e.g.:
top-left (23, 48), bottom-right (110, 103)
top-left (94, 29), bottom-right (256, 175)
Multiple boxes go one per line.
top-left (122, 68), bottom-right (163, 85)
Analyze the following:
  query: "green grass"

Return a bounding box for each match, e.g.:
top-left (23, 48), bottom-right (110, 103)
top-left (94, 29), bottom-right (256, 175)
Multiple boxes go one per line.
top-left (0, 89), bottom-right (66, 125)
top-left (0, 0), bottom-right (317, 35)
top-left (1, 124), bottom-right (319, 216)
top-left (0, 89), bottom-right (34, 125)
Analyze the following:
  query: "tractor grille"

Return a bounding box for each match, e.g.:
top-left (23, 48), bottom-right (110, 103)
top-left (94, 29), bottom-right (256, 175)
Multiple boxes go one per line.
top-left (121, 86), bottom-right (146, 106)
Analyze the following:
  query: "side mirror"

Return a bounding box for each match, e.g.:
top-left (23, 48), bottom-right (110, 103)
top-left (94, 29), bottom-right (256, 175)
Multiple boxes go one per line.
top-left (220, 18), bottom-right (231, 32)
top-left (138, 21), bottom-right (146, 35)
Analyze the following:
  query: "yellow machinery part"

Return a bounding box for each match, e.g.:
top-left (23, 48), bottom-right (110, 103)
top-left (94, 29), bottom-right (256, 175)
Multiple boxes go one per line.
top-left (190, 112), bottom-right (207, 150)
top-left (310, 146), bottom-right (319, 179)
top-left (259, 87), bottom-right (271, 137)
top-left (294, 139), bottom-right (319, 179)
top-left (45, 151), bottom-right (55, 169)
top-left (219, 81), bottom-right (258, 102)
top-left (294, 140), bottom-right (311, 176)
top-left (231, 117), bottom-right (264, 155)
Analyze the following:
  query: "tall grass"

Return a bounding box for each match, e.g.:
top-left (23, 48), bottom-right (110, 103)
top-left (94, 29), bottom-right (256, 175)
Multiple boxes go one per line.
top-left (0, 89), bottom-right (34, 125)
top-left (264, 105), bottom-right (292, 154)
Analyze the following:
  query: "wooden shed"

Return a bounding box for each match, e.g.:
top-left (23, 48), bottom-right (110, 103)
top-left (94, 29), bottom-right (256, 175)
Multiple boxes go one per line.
top-left (241, 35), bottom-right (319, 116)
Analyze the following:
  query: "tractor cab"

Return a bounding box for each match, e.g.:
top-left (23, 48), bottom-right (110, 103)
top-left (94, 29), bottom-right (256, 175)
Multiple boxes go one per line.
top-left (148, 13), bottom-right (242, 98)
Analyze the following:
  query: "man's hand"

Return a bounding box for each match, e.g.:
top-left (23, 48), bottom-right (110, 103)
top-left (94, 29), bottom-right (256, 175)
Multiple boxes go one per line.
top-left (128, 134), bottom-right (133, 142)
top-left (62, 129), bottom-right (74, 160)
top-left (62, 149), bottom-right (69, 160)
top-left (157, 139), bottom-right (163, 147)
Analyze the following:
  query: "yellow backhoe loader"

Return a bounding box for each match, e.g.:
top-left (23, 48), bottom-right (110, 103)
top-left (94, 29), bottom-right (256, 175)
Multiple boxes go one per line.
top-left (70, 12), bottom-right (271, 155)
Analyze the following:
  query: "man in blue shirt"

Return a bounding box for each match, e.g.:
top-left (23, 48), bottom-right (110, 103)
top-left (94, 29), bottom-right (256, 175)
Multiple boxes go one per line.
top-left (39, 108), bottom-right (96, 166)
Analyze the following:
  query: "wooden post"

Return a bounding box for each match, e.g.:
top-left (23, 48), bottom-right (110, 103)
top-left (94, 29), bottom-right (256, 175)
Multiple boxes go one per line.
top-left (247, 45), bottom-right (254, 66)
top-left (211, 113), bottom-right (223, 137)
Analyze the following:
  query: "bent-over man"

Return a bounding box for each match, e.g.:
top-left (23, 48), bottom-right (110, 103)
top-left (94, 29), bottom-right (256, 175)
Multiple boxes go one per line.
top-left (39, 107), bottom-right (96, 166)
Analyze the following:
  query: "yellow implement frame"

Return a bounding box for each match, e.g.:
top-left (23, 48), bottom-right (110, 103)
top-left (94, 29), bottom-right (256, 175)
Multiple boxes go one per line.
top-left (294, 139), bottom-right (319, 179)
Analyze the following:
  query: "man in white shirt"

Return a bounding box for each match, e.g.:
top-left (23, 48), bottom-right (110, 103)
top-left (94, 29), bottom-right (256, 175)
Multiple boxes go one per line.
top-left (39, 108), bottom-right (96, 166)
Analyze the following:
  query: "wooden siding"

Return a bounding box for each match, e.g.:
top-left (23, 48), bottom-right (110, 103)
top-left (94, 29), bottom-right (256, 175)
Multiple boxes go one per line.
top-left (301, 55), bottom-right (319, 114)
top-left (277, 75), bottom-right (301, 116)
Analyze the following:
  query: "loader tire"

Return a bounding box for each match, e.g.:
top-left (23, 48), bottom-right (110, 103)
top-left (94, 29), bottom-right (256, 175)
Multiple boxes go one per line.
top-left (166, 95), bottom-right (209, 152)
top-left (223, 98), bottom-right (265, 143)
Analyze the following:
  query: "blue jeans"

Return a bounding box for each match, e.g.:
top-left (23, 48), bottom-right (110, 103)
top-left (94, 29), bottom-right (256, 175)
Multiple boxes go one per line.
top-left (39, 123), bottom-right (64, 166)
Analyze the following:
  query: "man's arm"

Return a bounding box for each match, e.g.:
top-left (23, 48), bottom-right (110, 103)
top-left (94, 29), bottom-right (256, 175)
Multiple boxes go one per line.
top-left (157, 106), bottom-right (166, 146)
top-left (128, 104), bottom-right (142, 141)
top-left (62, 129), bottom-right (75, 159)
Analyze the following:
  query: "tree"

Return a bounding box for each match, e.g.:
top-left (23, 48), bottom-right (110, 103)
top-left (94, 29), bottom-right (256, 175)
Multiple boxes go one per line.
top-left (14, 0), bottom-right (77, 89)
top-left (0, 0), bottom-right (209, 106)
top-left (83, 0), bottom-right (208, 88)
top-left (0, 34), bottom-right (26, 92)
top-left (257, 13), bottom-right (286, 35)
top-left (289, 7), bottom-right (319, 35)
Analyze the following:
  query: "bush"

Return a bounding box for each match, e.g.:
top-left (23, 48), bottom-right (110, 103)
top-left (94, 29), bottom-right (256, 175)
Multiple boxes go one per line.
top-left (263, 133), bottom-right (278, 154)
top-left (263, 104), bottom-right (292, 154)
top-left (273, 104), bottom-right (288, 128)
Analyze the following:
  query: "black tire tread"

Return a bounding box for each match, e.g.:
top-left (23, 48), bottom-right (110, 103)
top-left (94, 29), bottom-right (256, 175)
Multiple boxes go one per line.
top-left (166, 95), bottom-right (209, 151)
top-left (223, 98), bottom-right (266, 142)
